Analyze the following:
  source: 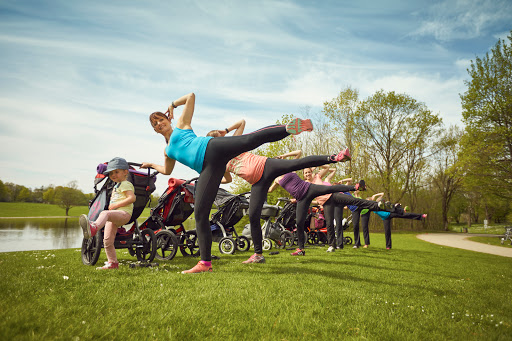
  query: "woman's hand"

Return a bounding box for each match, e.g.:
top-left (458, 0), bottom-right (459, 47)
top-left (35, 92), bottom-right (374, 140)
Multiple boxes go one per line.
top-left (165, 105), bottom-right (175, 120)
top-left (140, 162), bottom-right (152, 169)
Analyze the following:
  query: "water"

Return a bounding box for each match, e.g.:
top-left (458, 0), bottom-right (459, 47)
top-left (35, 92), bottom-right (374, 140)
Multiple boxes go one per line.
top-left (0, 217), bottom-right (197, 253)
top-left (0, 218), bottom-right (83, 253)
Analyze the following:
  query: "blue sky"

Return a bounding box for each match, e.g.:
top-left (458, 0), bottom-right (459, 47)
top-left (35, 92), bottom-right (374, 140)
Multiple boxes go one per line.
top-left (1, 0), bottom-right (511, 196)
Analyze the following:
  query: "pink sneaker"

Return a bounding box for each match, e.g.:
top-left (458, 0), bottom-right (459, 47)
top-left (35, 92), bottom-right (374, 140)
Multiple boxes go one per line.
top-left (422, 214), bottom-right (428, 219)
top-left (290, 248), bottom-right (306, 256)
top-left (96, 261), bottom-right (119, 270)
top-left (285, 118), bottom-right (313, 135)
top-left (331, 147), bottom-right (351, 162)
top-left (181, 261), bottom-right (213, 274)
top-left (242, 254), bottom-right (266, 264)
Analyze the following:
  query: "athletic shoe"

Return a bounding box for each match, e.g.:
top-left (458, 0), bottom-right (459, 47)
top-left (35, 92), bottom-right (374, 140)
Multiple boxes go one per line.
top-left (378, 200), bottom-right (395, 212)
top-left (353, 245), bottom-right (359, 249)
top-left (326, 246), bottom-right (335, 252)
top-left (386, 247), bottom-right (391, 250)
top-left (330, 147), bottom-right (351, 162)
top-left (285, 118), bottom-right (313, 135)
top-left (290, 248), bottom-right (306, 256)
top-left (79, 214), bottom-right (98, 239)
top-left (96, 261), bottom-right (119, 270)
top-left (363, 245), bottom-right (369, 248)
top-left (422, 214), bottom-right (428, 220)
top-left (181, 261), bottom-right (213, 274)
top-left (404, 206), bottom-right (410, 213)
top-left (394, 203), bottom-right (405, 215)
top-left (242, 254), bottom-right (266, 264)
top-left (355, 180), bottom-right (366, 191)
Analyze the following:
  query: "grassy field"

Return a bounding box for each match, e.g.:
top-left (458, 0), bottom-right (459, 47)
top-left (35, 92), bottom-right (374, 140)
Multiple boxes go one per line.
top-left (467, 236), bottom-right (512, 248)
top-left (1, 233), bottom-right (511, 340)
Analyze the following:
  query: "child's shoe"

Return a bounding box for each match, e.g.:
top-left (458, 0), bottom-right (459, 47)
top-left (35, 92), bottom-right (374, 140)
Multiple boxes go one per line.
top-left (330, 147), bottom-right (351, 162)
top-left (286, 118), bottom-right (313, 135)
top-left (242, 254), bottom-right (266, 264)
top-left (181, 261), bottom-right (213, 274)
top-left (290, 248), bottom-right (306, 256)
top-left (79, 214), bottom-right (97, 239)
top-left (96, 261), bottom-right (119, 270)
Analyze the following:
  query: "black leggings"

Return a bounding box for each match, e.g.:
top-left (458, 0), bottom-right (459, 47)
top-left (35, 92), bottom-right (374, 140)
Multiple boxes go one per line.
top-left (296, 190), bottom-right (383, 249)
top-left (249, 156), bottom-right (336, 254)
top-left (334, 204), bottom-right (344, 248)
top-left (322, 198), bottom-right (337, 248)
top-left (383, 212), bottom-right (423, 249)
top-left (194, 125), bottom-right (290, 261)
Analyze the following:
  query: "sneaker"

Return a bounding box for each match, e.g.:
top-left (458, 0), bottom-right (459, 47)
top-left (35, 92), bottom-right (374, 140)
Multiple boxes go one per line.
top-left (286, 118), bottom-right (313, 135)
top-left (394, 203), bottom-right (405, 215)
top-left (386, 247), bottom-right (391, 250)
top-left (290, 248), bottom-right (306, 256)
top-left (242, 254), bottom-right (266, 264)
top-left (363, 245), bottom-right (369, 248)
top-left (355, 179), bottom-right (366, 191)
top-left (96, 261), bottom-right (119, 270)
top-left (378, 200), bottom-right (395, 212)
top-left (181, 261), bottom-right (213, 274)
top-left (330, 147), bottom-right (351, 162)
top-left (422, 214), bottom-right (428, 220)
top-left (79, 214), bottom-right (93, 239)
top-left (404, 206), bottom-right (410, 213)
top-left (326, 246), bottom-right (335, 252)
top-left (353, 245), bottom-right (359, 249)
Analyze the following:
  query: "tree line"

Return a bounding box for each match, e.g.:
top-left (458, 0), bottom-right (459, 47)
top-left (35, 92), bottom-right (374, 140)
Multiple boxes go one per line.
top-left (228, 31), bottom-right (512, 231)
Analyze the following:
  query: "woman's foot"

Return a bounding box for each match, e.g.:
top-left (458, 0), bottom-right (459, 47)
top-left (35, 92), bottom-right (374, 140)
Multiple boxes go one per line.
top-left (79, 214), bottom-right (98, 239)
top-left (422, 214), bottom-right (428, 220)
top-left (355, 180), bottom-right (366, 191)
top-left (242, 254), bottom-right (266, 264)
top-left (363, 245), bottom-right (369, 248)
top-left (378, 200), bottom-right (394, 212)
top-left (290, 248), bottom-right (306, 256)
top-left (326, 246), bottom-right (335, 252)
top-left (353, 245), bottom-right (359, 249)
top-left (96, 261), bottom-right (119, 270)
top-left (286, 118), bottom-right (313, 135)
top-left (181, 261), bottom-right (213, 274)
top-left (330, 147), bottom-right (351, 162)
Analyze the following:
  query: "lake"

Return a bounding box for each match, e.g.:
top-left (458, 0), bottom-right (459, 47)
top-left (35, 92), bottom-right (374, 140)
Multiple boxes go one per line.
top-left (0, 218), bottom-right (198, 253)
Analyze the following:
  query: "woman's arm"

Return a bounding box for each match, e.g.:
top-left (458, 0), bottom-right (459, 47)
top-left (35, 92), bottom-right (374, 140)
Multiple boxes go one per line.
top-left (275, 150), bottom-right (302, 159)
top-left (372, 192), bottom-right (385, 201)
top-left (221, 171), bottom-right (233, 184)
top-left (229, 119), bottom-right (245, 136)
top-left (141, 155), bottom-right (176, 175)
top-left (338, 177), bottom-right (353, 185)
top-left (324, 167), bottom-right (337, 183)
top-left (169, 93), bottom-right (195, 130)
top-left (316, 165), bottom-right (331, 179)
top-left (268, 177), bottom-right (282, 193)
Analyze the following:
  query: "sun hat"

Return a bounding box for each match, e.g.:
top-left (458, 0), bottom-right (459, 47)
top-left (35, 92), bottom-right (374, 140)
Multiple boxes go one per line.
top-left (103, 157), bottom-right (129, 175)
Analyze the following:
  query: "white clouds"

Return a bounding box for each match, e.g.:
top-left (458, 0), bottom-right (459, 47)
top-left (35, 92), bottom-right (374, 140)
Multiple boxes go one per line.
top-left (411, 0), bottom-right (512, 42)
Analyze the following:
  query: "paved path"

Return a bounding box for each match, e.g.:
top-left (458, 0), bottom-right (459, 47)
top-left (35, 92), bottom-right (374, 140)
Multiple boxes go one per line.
top-left (416, 233), bottom-right (512, 258)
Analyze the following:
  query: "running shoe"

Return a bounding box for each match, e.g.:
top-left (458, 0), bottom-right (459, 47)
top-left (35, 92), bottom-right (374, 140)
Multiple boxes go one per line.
top-left (181, 261), bottom-right (213, 274)
top-left (79, 214), bottom-right (97, 239)
top-left (363, 245), bottom-right (369, 248)
top-left (422, 214), bottom-right (428, 220)
top-left (404, 206), bottom-right (410, 213)
top-left (285, 118), bottom-right (313, 135)
top-left (378, 200), bottom-right (394, 212)
top-left (290, 248), bottom-right (306, 256)
top-left (326, 246), bottom-right (335, 252)
top-left (330, 147), bottom-right (351, 162)
top-left (96, 261), bottom-right (119, 270)
top-left (242, 254), bottom-right (266, 264)
top-left (353, 245), bottom-right (359, 249)
top-left (355, 179), bottom-right (366, 191)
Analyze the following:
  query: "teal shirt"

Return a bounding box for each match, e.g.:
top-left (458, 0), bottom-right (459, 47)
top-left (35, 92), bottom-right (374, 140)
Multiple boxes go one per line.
top-left (374, 211), bottom-right (391, 220)
top-left (165, 128), bottom-right (213, 173)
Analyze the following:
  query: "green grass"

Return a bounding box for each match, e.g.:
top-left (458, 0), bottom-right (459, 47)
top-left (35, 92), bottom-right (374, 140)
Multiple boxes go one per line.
top-left (467, 236), bottom-right (512, 248)
top-left (448, 222), bottom-right (510, 235)
top-left (1, 233), bottom-right (511, 340)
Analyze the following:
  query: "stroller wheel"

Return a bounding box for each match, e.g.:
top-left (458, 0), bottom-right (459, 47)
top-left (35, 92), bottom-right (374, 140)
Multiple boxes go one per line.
top-left (236, 236), bottom-right (251, 252)
top-left (135, 229), bottom-right (157, 262)
top-left (155, 230), bottom-right (179, 261)
top-left (262, 238), bottom-right (273, 251)
top-left (180, 230), bottom-right (200, 257)
top-left (279, 231), bottom-right (294, 249)
top-left (219, 237), bottom-right (236, 255)
top-left (81, 232), bottom-right (102, 266)
top-left (344, 236), bottom-right (353, 245)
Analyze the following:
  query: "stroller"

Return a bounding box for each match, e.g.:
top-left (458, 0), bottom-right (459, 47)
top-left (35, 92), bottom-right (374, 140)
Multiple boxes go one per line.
top-left (501, 226), bottom-right (512, 245)
top-left (316, 212), bottom-right (353, 246)
top-left (81, 162), bottom-right (158, 266)
top-left (306, 206), bottom-right (328, 245)
top-left (271, 198), bottom-right (299, 248)
top-left (139, 177), bottom-right (198, 260)
top-left (210, 188), bottom-right (251, 254)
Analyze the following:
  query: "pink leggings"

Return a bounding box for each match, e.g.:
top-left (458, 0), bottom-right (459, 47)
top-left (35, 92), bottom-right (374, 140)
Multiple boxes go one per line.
top-left (94, 210), bottom-right (131, 263)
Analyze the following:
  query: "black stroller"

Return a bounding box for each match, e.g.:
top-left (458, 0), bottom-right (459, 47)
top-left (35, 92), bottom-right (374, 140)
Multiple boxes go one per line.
top-left (139, 177), bottom-right (199, 260)
top-left (81, 162), bottom-right (158, 266)
top-left (210, 188), bottom-right (251, 254)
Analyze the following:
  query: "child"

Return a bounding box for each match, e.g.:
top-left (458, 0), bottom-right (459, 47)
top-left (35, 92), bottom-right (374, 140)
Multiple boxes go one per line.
top-left (80, 157), bottom-right (136, 270)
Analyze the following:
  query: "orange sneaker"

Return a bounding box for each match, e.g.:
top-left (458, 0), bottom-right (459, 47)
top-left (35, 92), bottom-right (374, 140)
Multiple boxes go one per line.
top-left (181, 261), bottom-right (213, 274)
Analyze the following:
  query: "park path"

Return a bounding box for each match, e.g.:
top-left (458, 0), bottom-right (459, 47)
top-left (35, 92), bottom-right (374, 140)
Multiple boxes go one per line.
top-left (416, 233), bottom-right (512, 258)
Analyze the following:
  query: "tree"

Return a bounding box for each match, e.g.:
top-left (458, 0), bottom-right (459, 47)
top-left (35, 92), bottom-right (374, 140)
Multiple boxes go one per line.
top-left (459, 30), bottom-right (512, 199)
top-left (54, 181), bottom-right (87, 216)
top-left (355, 90), bottom-right (443, 202)
top-left (0, 180), bottom-right (8, 202)
top-left (431, 126), bottom-right (463, 230)
top-left (16, 187), bottom-right (31, 202)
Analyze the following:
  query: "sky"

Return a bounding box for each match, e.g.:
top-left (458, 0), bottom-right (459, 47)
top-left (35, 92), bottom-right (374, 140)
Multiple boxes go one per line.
top-left (0, 0), bottom-right (511, 196)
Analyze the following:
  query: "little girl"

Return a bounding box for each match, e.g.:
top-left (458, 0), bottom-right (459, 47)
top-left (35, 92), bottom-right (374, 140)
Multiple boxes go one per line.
top-left (80, 157), bottom-right (136, 270)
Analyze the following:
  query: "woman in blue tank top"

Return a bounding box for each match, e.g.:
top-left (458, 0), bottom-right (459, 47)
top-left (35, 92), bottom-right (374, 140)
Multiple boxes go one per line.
top-left (142, 92), bottom-right (314, 273)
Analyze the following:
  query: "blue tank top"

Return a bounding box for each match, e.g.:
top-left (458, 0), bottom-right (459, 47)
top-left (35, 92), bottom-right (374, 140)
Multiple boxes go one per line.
top-left (278, 173), bottom-right (310, 201)
top-left (343, 192), bottom-right (359, 212)
top-left (165, 128), bottom-right (213, 173)
top-left (374, 211), bottom-right (391, 220)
